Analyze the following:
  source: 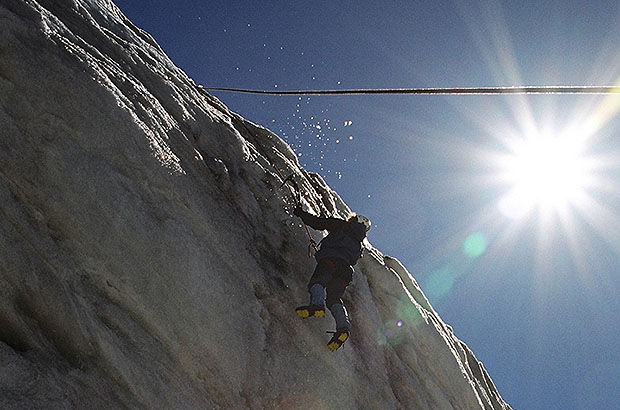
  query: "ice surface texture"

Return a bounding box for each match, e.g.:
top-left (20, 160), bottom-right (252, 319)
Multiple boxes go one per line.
top-left (0, 1), bottom-right (511, 409)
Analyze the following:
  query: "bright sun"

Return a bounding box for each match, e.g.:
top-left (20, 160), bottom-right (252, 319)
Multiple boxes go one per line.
top-left (497, 132), bottom-right (591, 218)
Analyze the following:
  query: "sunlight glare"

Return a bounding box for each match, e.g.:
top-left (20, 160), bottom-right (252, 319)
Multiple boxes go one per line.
top-left (498, 132), bottom-right (589, 218)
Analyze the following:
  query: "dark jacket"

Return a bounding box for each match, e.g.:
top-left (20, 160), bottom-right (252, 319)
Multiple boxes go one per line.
top-left (296, 209), bottom-right (366, 266)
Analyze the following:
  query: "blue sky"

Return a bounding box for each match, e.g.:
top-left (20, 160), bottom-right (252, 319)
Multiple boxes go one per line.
top-left (113, 1), bottom-right (620, 409)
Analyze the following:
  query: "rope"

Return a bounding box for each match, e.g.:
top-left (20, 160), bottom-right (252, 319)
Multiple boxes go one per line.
top-left (202, 83), bottom-right (620, 254)
top-left (205, 85), bottom-right (620, 96)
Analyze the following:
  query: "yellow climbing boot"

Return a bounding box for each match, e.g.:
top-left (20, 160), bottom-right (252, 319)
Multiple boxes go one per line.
top-left (295, 304), bottom-right (326, 319)
top-left (327, 328), bottom-right (350, 352)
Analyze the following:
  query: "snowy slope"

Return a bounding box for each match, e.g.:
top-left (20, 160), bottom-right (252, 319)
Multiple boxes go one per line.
top-left (0, 1), bottom-right (512, 409)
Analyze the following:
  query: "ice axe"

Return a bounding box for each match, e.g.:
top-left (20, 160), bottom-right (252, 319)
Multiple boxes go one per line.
top-left (280, 174), bottom-right (302, 205)
top-left (281, 175), bottom-right (318, 257)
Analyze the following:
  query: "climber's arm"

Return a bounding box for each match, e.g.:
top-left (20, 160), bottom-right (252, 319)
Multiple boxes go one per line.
top-left (294, 207), bottom-right (345, 231)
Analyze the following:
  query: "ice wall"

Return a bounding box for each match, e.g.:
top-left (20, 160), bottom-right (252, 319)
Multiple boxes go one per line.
top-left (0, 1), bottom-right (512, 409)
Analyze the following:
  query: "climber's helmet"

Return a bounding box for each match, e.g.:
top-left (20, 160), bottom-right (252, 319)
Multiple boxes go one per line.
top-left (350, 214), bottom-right (371, 232)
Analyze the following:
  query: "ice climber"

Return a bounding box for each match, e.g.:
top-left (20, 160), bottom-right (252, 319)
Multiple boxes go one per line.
top-left (293, 205), bottom-right (371, 351)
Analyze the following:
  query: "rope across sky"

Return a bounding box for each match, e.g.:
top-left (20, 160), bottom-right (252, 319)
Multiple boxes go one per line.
top-left (204, 85), bottom-right (620, 95)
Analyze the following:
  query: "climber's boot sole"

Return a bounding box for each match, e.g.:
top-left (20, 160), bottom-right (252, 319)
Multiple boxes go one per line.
top-left (295, 305), bottom-right (326, 319)
top-left (327, 329), bottom-right (350, 352)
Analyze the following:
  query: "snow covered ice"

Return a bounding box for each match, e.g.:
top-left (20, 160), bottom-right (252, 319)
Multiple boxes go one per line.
top-left (0, 1), bottom-right (512, 409)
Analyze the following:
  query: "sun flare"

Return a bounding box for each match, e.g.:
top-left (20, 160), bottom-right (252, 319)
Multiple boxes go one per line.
top-left (497, 132), bottom-right (591, 218)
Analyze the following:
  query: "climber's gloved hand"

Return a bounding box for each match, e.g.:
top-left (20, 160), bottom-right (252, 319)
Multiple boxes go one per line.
top-left (293, 204), bottom-right (303, 217)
